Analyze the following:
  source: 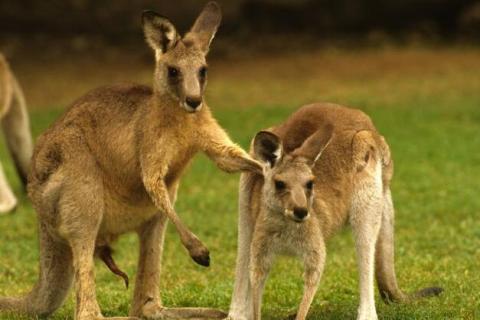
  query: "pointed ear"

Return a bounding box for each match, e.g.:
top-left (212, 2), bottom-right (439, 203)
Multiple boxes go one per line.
top-left (293, 124), bottom-right (334, 167)
top-left (142, 10), bottom-right (179, 56)
top-left (253, 131), bottom-right (283, 167)
top-left (184, 1), bottom-right (222, 54)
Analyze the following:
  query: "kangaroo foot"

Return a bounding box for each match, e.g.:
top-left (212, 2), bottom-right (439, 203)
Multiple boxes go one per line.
top-left (140, 301), bottom-right (226, 319)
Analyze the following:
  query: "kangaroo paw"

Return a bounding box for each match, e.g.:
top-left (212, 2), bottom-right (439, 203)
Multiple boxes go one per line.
top-left (190, 244), bottom-right (210, 267)
top-left (187, 237), bottom-right (210, 267)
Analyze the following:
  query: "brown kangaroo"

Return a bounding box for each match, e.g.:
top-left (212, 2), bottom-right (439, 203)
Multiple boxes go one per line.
top-left (0, 2), bottom-right (261, 320)
top-left (0, 53), bottom-right (33, 213)
top-left (227, 103), bottom-right (442, 320)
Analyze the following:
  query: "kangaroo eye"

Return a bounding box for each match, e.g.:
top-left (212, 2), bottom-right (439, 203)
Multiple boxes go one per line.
top-left (274, 180), bottom-right (286, 191)
top-left (167, 66), bottom-right (179, 78)
top-left (306, 180), bottom-right (314, 190)
top-left (199, 66), bottom-right (207, 78)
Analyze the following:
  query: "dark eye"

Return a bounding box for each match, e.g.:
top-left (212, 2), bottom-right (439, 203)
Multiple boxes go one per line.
top-left (167, 66), bottom-right (179, 78)
top-left (199, 66), bottom-right (207, 78)
top-left (274, 180), bottom-right (286, 191)
top-left (306, 180), bottom-right (314, 190)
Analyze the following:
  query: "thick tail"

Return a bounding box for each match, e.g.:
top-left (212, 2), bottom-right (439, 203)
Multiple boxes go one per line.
top-left (0, 221), bottom-right (73, 317)
top-left (0, 297), bottom-right (26, 314)
top-left (1, 70), bottom-right (33, 188)
top-left (375, 189), bottom-right (443, 303)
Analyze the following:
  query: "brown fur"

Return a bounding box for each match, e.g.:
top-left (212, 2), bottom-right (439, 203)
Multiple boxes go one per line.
top-left (0, 2), bottom-right (261, 320)
top-left (0, 53), bottom-right (33, 214)
top-left (227, 103), bottom-right (442, 320)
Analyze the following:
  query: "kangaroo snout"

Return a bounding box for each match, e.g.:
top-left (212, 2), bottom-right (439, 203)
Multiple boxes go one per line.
top-left (293, 207), bottom-right (308, 221)
top-left (185, 97), bottom-right (202, 111)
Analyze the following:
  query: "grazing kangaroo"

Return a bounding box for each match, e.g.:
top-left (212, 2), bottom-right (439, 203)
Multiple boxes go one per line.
top-left (0, 53), bottom-right (33, 213)
top-left (227, 103), bottom-right (442, 320)
top-left (0, 2), bottom-right (262, 320)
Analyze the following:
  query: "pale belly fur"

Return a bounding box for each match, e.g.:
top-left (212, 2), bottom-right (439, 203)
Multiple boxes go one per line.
top-left (266, 219), bottom-right (319, 257)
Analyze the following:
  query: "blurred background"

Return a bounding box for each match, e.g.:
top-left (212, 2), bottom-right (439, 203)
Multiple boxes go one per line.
top-left (1, 0), bottom-right (480, 109)
top-left (0, 1), bottom-right (479, 319)
top-left (2, 0), bottom-right (480, 45)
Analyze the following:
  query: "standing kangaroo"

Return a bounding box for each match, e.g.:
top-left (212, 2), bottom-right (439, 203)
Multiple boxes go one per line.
top-left (0, 53), bottom-right (33, 213)
top-left (0, 2), bottom-right (262, 320)
top-left (227, 103), bottom-right (442, 320)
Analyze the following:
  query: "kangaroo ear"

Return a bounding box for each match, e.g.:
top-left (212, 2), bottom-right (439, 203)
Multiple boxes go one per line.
top-left (253, 131), bottom-right (283, 168)
top-left (184, 1), bottom-right (222, 54)
top-left (293, 125), bottom-right (334, 167)
top-left (142, 10), bottom-right (178, 56)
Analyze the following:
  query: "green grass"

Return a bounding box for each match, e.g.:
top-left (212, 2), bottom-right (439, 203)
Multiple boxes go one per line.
top-left (1, 51), bottom-right (480, 319)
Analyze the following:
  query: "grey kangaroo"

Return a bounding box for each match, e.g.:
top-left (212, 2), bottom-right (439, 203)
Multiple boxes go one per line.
top-left (0, 2), bottom-right (262, 320)
top-left (227, 103), bottom-right (442, 320)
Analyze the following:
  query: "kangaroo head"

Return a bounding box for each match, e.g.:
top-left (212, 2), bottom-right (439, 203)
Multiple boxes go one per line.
top-left (253, 125), bottom-right (333, 222)
top-left (142, 2), bottom-right (221, 113)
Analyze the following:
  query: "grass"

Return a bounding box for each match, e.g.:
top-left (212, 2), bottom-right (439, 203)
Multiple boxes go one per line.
top-left (0, 47), bottom-right (479, 319)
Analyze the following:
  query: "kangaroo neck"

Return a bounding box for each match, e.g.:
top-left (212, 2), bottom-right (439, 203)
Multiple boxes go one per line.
top-left (148, 92), bottom-right (205, 124)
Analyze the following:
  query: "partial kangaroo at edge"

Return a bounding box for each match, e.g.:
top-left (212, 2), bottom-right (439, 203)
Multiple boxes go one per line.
top-left (0, 2), bottom-right (261, 320)
top-left (227, 103), bottom-right (443, 320)
top-left (0, 53), bottom-right (33, 214)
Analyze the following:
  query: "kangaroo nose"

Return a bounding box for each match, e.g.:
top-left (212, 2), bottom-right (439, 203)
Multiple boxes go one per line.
top-left (293, 207), bottom-right (308, 220)
top-left (186, 97), bottom-right (202, 109)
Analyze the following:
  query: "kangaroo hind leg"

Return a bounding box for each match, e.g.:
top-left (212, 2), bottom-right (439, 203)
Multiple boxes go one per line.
top-left (375, 189), bottom-right (408, 303)
top-left (351, 130), bottom-right (384, 320)
top-left (56, 163), bottom-right (138, 320)
top-left (227, 173), bottom-right (258, 320)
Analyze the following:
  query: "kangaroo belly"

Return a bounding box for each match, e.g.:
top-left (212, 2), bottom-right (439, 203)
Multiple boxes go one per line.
top-left (100, 187), bottom-right (157, 236)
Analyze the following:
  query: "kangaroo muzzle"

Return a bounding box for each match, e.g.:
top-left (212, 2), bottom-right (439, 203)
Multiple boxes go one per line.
top-left (184, 96), bottom-right (202, 112)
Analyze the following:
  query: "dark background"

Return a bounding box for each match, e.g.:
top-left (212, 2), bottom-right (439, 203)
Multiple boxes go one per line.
top-left (1, 0), bottom-right (480, 54)
top-left (0, 1), bottom-right (479, 110)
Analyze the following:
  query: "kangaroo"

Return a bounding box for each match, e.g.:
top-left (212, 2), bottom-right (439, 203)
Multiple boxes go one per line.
top-left (227, 103), bottom-right (443, 320)
top-left (0, 53), bottom-right (33, 213)
top-left (0, 2), bottom-right (262, 320)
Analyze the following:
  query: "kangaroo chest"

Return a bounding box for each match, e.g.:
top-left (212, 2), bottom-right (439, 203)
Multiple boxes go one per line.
top-left (256, 217), bottom-right (320, 257)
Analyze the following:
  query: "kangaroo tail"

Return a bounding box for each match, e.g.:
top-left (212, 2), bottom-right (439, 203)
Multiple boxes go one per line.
top-left (410, 286), bottom-right (444, 300)
top-left (0, 221), bottom-right (73, 317)
top-left (375, 189), bottom-right (443, 303)
top-left (0, 297), bottom-right (27, 314)
top-left (0, 67), bottom-right (33, 188)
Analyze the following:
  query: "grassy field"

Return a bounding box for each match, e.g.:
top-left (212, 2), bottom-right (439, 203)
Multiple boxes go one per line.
top-left (0, 47), bottom-right (479, 319)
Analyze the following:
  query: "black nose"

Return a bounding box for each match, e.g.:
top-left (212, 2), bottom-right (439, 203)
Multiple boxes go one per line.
top-left (186, 97), bottom-right (202, 109)
top-left (293, 207), bottom-right (308, 220)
